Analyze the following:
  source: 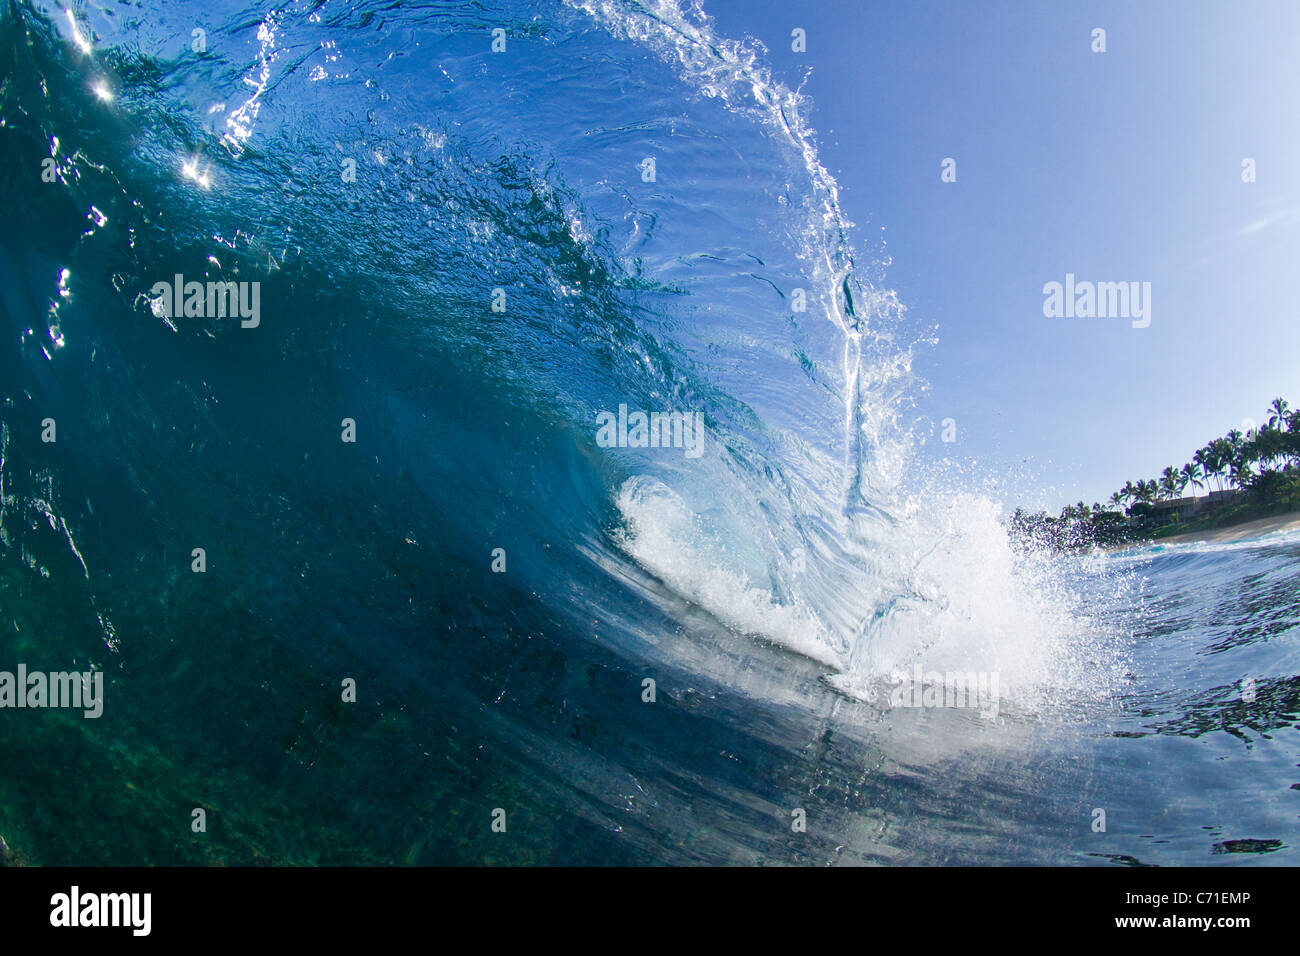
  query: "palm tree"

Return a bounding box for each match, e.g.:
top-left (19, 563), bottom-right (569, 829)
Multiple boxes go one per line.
top-left (1269, 397), bottom-right (1289, 430)
top-left (1159, 467), bottom-right (1179, 500)
top-left (1207, 440), bottom-right (1232, 492)
top-left (1192, 447), bottom-right (1214, 492)
top-left (1253, 424), bottom-right (1284, 471)
top-left (1136, 479), bottom-right (1158, 504)
top-left (1118, 481), bottom-right (1136, 508)
top-left (1180, 461), bottom-right (1203, 496)
top-left (1228, 451), bottom-right (1254, 489)
top-left (1288, 410), bottom-right (1300, 468)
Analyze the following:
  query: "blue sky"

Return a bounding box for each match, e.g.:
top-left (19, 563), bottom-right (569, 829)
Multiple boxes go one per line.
top-left (705, 0), bottom-right (1300, 511)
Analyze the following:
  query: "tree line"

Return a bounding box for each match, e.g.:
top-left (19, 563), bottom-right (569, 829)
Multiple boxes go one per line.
top-left (1011, 397), bottom-right (1300, 550)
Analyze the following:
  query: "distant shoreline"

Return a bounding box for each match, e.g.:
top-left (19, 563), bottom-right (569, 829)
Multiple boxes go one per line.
top-left (1015, 396), bottom-right (1299, 554)
top-left (1109, 510), bottom-right (1300, 551)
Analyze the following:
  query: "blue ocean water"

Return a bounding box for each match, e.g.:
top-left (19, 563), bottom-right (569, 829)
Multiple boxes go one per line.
top-left (0, 0), bottom-right (1296, 865)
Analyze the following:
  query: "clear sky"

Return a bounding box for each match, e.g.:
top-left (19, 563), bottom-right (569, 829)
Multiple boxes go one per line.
top-left (704, 0), bottom-right (1300, 512)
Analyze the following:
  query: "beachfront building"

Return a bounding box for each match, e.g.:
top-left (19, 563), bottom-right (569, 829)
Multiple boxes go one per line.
top-left (1149, 496), bottom-right (1200, 522)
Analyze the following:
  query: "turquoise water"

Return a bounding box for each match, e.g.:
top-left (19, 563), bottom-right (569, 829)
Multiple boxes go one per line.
top-left (0, 0), bottom-right (1296, 865)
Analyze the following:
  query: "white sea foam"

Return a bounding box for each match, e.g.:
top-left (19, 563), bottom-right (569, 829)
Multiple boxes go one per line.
top-left (614, 476), bottom-right (844, 670)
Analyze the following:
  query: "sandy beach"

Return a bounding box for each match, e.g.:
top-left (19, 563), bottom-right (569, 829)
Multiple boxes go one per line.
top-left (1151, 510), bottom-right (1300, 547)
